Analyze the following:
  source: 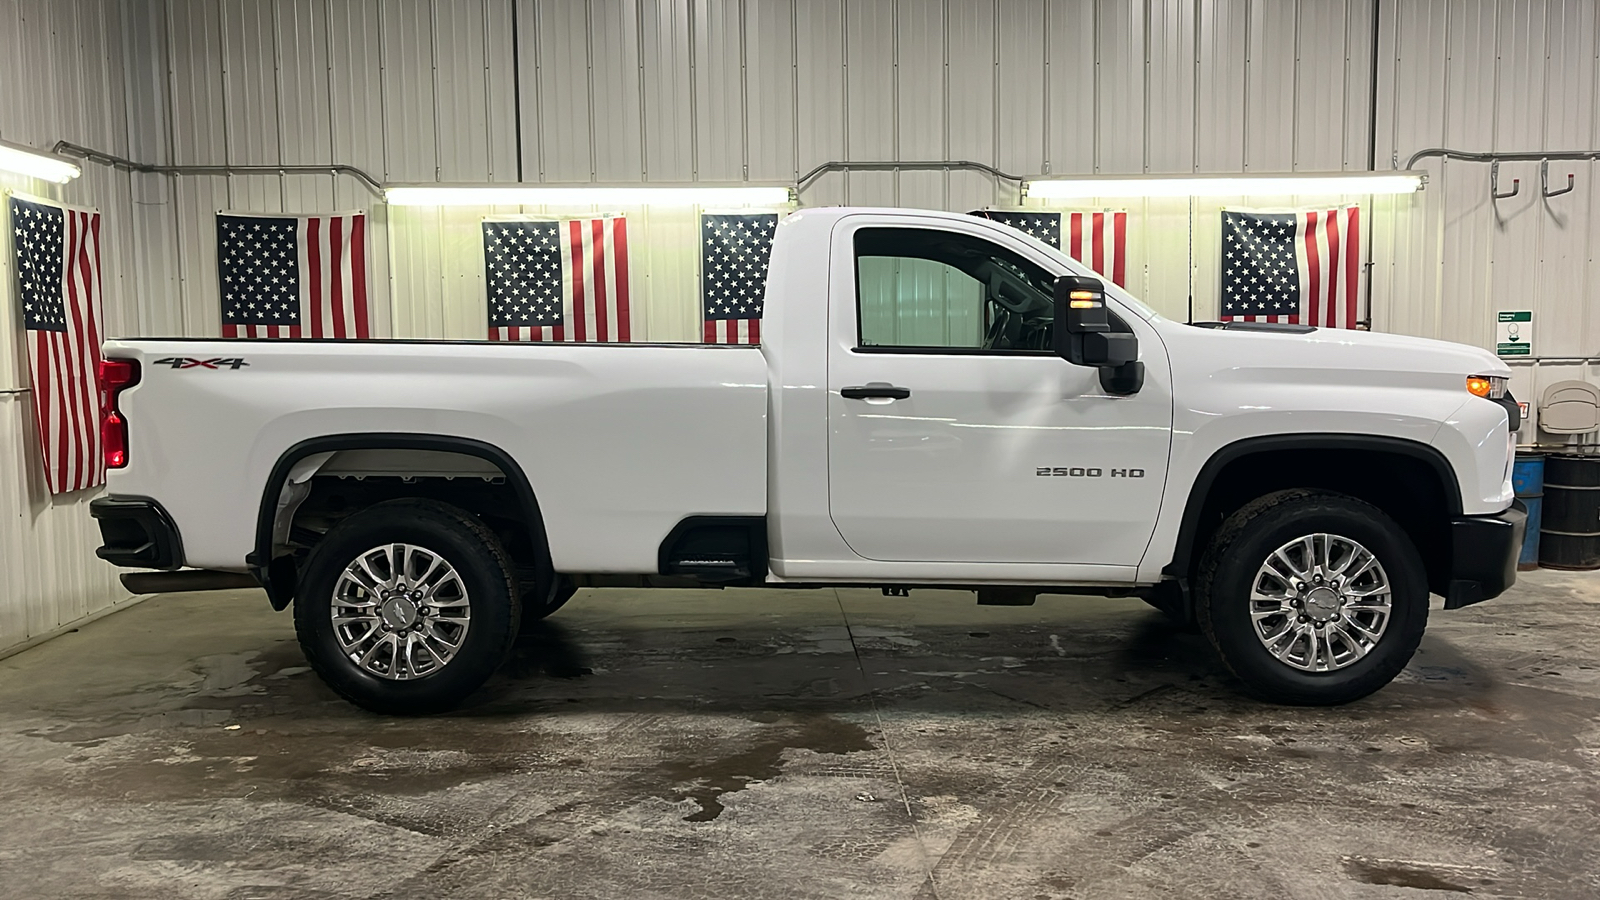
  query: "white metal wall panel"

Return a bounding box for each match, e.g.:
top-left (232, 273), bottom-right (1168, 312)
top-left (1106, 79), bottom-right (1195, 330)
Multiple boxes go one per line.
top-left (1337, 0), bottom-right (1375, 171)
top-left (844, 0), bottom-right (895, 205)
top-left (328, 0), bottom-right (388, 179)
top-left (642, 0), bottom-right (695, 181)
top-left (997, 0), bottom-right (1047, 180)
top-left (589, 0), bottom-right (646, 183)
top-left (1146, 0), bottom-right (1196, 174)
top-left (1194, 0), bottom-right (1246, 172)
top-left (273, 0), bottom-right (330, 167)
top-left (484, 0), bottom-right (520, 182)
top-left (693, 0), bottom-right (746, 181)
top-left (1096, 0), bottom-right (1145, 174)
top-left (1535, 0), bottom-right (1597, 359)
top-left (432, 0), bottom-right (493, 182)
top-left (221, 0), bottom-right (282, 168)
top-left (743, 0), bottom-right (796, 182)
top-left (167, 0), bottom-right (227, 166)
top-left (0, 0), bottom-right (23, 145)
top-left (1043, 0), bottom-right (1096, 176)
top-left (894, 1), bottom-right (946, 210)
top-left (1243, 0), bottom-right (1296, 170)
top-left (380, 0), bottom-right (440, 182)
top-left (944, 0), bottom-right (996, 211)
top-left (793, 0), bottom-right (846, 205)
top-left (529, 0), bottom-right (591, 181)
top-left (1294, 0), bottom-right (1352, 171)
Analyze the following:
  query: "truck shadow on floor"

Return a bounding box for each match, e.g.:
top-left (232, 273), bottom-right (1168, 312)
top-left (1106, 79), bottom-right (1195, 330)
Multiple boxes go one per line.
top-left (464, 612), bottom-right (1500, 719)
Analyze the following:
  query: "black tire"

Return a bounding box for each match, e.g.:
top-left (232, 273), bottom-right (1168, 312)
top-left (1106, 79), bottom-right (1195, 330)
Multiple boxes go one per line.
top-left (294, 499), bottom-right (521, 714)
top-left (1196, 489), bottom-right (1428, 705)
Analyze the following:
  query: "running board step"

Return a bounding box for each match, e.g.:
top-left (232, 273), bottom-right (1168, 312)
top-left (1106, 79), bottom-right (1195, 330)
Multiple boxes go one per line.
top-left (121, 570), bottom-right (261, 595)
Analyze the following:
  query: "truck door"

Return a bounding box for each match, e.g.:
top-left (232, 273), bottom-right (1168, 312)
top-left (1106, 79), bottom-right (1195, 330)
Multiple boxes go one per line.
top-left (825, 218), bottom-right (1172, 566)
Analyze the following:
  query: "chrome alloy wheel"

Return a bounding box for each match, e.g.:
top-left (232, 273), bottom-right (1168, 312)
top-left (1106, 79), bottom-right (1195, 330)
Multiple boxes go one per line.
top-left (331, 543), bottom-right (471, 680)
top-left (1248, 533), bottom-right (1392, 673)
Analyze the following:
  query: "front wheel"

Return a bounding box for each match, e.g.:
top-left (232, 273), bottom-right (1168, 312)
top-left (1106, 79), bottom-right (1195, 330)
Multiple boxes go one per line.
top-left (294, 499), bottom-right (520, 714)
top-left (1196, 490), bottom-right (1428, 705)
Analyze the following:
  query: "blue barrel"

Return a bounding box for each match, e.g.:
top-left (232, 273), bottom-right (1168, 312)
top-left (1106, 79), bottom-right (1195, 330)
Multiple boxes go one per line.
top-left (1513, 452), bottom-right (1544, 570)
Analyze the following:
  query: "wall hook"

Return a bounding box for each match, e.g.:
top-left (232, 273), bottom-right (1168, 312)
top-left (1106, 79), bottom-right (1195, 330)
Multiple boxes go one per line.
top-left (1541, 159), bottom-right (1576, 198)
top-left (1491, 160), bottom-right (1520, 200)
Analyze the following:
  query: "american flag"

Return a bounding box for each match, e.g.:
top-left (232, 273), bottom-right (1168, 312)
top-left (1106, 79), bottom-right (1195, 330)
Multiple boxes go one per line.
top-left (972, 210), bottom-right (1062, 248)
top-left (218, 211), bottom-right (370, 338)
top-left (12, 196), bottom-right (104, 495)
top-left (1220, 207), bottom-right (1361, 327)
top-left (972, 209), bottom-right (1128, 287)
top-left (701, 213), bottom-right (777, 344)
top-left (485, 217), bottom-right (632, 342)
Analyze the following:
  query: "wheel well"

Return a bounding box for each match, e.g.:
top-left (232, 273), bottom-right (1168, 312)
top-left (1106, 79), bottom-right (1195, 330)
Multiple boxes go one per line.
top-left (1167, 439), bottom-right (1460, 599)
top-left (253, 436), bottom-right (552, 610)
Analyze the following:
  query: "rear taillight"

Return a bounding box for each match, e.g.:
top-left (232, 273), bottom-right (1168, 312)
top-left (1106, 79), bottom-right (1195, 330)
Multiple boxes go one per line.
top-left (99, 359), bottom-right (139, 469)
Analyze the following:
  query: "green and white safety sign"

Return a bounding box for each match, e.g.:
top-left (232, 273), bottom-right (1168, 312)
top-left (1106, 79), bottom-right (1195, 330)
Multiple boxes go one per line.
top-left (1496, 310), bottom-right (1532, 357)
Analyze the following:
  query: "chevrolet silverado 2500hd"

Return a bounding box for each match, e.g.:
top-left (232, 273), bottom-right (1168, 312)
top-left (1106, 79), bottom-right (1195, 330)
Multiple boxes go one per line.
top-left (90, 207), bottom-right (1525, 713)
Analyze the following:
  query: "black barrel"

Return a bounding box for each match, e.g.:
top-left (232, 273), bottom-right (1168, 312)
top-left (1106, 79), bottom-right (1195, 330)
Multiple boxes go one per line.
top-left (1540, 454), bottom-right (1600, 570)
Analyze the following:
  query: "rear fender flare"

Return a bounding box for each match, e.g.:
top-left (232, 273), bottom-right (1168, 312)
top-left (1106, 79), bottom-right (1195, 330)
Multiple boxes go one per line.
top-left (250, 433), bottom-right (549, 610)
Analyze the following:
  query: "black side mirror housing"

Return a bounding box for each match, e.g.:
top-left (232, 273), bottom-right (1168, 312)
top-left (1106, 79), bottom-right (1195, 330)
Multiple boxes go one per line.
top-left (1053, 275), bottom-right (1141, 395)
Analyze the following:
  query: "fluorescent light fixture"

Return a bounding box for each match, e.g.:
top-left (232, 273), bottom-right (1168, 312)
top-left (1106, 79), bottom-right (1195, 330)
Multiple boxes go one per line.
top-left (1024, 172), bottom-right (1425, 199)
top-left (385, 184), bottom-right (795, 207)
top-left (0, 139), bottom-right (82, 184)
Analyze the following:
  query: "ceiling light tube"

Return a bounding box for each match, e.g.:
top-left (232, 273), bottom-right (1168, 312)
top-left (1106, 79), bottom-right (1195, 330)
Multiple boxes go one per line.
top-left (1024, 172), bottom-right (1425, 199)
top-left (385, 184), bottom-right (795, 207)
top-left (0, 139), bottom-right (82, 184)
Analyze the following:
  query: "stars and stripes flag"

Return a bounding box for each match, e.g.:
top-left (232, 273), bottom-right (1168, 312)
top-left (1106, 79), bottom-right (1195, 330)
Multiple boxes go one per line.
top-left (11, 196), bottom-right (105, 494)
top-left (701, 212), bottom-right (777, 344)
top-left (1220, 207), bottom-right (1361, 327)
top-left (217, 211), bottom-right (370, 338)
top-left (485, 217), bottom-right (632, 341)
top-left (969, 210), bottom-right (1128, 287)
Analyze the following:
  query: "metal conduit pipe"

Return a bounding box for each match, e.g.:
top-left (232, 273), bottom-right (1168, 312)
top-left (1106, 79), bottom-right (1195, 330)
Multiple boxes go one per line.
top-left (52, 140), bottom-right (387, 197)
top-left (1405, 147), bottom-right (1600, 169)
top-left (796, 159), bottom-right (1026, 192)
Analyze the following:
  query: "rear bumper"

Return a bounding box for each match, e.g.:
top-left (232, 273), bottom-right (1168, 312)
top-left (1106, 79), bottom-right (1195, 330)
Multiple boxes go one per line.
top-left (1444, 499), bottom-right (1526, 609)
top-left (90, 496), bottom-right (185, 570)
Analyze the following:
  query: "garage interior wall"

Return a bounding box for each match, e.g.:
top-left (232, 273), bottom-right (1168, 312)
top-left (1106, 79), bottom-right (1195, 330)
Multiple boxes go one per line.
top-left (2, 0), bottom-right (1596, 653)
top-left (0, 0), bottom-right (147, 654)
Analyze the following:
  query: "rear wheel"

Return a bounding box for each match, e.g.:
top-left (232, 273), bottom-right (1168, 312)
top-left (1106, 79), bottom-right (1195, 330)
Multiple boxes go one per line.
top-left (1196, 490), bottom-right (1428, 705)
top-left (294, 499), bottom-right (520, 714)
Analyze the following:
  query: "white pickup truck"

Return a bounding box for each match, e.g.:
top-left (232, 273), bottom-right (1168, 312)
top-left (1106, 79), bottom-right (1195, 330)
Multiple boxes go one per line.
top-left (91, 207), bottom-right (1525, 714)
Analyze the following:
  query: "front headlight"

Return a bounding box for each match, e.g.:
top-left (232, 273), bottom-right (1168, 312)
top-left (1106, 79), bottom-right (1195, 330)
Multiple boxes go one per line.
top-left (1467, 375), bottom-right (1509, 399)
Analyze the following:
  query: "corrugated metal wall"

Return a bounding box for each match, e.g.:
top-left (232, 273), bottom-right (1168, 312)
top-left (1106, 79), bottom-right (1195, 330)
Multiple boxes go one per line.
top-left (4, 0), bottom-right (1598, 651)
top-left (128, 0), bottom-right (1600, 364)
top-left (133, 0), bottom-right (1393, 341)
top-left (1373, 0), bottom-right (1600, 426)
top-left (0, 0), bottom-right (141, 654)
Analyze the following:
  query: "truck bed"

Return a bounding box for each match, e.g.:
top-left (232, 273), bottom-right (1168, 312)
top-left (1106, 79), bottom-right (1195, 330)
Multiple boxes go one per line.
top-left (103, 339), bottom-right (768, 573)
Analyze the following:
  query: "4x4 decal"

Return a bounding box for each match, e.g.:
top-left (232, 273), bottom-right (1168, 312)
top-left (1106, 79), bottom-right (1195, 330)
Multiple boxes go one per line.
top-left (152, 357), bottom-right (250, 370)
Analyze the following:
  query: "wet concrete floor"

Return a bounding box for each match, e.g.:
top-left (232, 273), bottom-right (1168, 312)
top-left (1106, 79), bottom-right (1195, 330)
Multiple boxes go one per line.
top-left (2, 570), bottom-right (1598, 898)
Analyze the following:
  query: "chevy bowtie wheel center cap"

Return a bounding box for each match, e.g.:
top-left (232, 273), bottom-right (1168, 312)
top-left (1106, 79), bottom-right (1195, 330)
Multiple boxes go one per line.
top-left (380, 596), bottom-right (420, 630)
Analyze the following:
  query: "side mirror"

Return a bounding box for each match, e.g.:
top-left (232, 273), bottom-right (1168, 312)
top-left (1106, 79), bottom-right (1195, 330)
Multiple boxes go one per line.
top-left (1053, 275), bottom-right (1138, 369)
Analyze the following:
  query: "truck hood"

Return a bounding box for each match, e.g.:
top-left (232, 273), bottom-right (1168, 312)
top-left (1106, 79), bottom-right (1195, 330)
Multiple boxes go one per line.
top-left (1158, 321), bottom-right (1511, 382)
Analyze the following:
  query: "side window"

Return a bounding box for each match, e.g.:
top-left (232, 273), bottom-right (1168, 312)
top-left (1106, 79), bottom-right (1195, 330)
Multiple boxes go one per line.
top-left (854, 227), bottom-right (1057, 352)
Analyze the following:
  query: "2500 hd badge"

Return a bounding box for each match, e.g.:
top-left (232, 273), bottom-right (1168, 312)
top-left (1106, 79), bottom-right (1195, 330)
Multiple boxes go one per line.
top-left (1036, 466), bottom-right (1146, 477)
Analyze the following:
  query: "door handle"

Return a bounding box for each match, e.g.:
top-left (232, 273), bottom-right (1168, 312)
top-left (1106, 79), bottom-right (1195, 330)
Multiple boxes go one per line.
top-left (841, 383), bottom-right (911, 400)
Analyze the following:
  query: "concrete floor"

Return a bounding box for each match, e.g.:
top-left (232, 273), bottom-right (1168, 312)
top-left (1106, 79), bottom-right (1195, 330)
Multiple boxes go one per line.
top-left (1, 572), bottom-right (1598, 899)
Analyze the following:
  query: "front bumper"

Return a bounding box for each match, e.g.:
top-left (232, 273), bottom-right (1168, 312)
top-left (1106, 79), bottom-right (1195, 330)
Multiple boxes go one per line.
top-left (1444, 499), bottom-right (1526, 609)
top-left (90, 496), bottom-right (185, 570)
